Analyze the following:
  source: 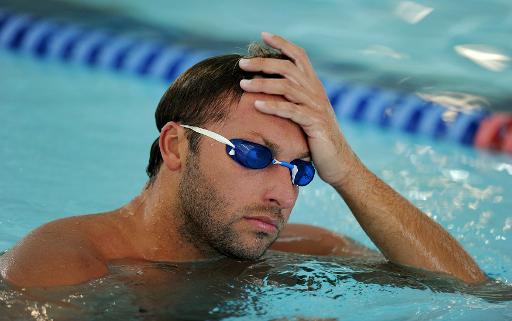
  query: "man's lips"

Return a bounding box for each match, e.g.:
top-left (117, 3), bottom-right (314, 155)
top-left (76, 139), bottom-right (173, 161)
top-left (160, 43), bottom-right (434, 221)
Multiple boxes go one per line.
top-left (243, 215), bottom-right (279, 233)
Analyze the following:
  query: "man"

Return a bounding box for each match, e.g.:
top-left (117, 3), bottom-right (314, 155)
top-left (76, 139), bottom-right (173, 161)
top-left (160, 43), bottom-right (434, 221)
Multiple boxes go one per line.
top-left (0, 33), bottom-right (486, 287)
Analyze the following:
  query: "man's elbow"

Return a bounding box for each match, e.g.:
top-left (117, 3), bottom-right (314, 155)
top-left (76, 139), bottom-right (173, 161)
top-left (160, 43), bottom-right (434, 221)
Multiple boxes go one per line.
top-left (454, 264), bottom-right (488, 285)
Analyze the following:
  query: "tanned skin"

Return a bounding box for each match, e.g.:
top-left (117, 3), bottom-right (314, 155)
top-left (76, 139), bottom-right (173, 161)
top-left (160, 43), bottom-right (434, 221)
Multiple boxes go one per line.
top-left (0, 33), bottom-right (486, 288)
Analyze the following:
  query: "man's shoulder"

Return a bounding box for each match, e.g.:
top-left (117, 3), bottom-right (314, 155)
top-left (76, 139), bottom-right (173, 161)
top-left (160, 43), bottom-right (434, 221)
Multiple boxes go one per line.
top-left (0, 215), bottom-right (109, 287)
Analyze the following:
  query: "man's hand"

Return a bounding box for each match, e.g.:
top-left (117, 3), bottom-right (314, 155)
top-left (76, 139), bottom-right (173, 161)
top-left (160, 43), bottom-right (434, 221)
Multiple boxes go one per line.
top-left (238, 32), bottom-right (356, 187)
top-left (238, 32), bottom-right (487, 284)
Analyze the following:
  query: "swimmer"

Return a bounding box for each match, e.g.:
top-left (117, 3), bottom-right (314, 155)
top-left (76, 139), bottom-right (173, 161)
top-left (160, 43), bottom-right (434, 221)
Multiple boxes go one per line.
top-left (0, 33), bottom-right (486, 287)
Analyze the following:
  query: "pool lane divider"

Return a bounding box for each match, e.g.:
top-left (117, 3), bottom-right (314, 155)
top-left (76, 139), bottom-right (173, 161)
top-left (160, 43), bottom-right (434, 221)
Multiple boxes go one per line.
top-left (1, 8), bottom-right (511, 154)
top-left (0, 9), bottom-right (214, 82)
top-left (475, 114), bottom-right (512, 153)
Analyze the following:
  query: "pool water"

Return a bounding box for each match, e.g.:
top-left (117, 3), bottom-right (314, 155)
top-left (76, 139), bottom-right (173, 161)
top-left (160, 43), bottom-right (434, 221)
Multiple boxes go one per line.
top-left (1, 253), bottom-right (511, 321)
top-left (1, 1), bottom-right (512, 319)
top-left (5, 0), bottom-right (511, 111)
top-left (1, 46), bottom-right (512, 320)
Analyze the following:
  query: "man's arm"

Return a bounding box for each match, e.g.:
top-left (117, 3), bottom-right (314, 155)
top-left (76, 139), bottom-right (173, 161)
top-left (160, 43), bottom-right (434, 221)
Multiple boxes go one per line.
top-left (331, 152), bottom-right (486, 283)
top-left (272, 223), bottom-right (379, 257)
top-left (239, 32), bottom-right (486, 284)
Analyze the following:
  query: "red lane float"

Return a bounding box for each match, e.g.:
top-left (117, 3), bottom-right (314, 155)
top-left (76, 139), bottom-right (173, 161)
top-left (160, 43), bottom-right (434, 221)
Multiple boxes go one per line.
top-left (502, 122), bottom-right (512, 153)
top-left (474, 113), bottom-right (512, 153)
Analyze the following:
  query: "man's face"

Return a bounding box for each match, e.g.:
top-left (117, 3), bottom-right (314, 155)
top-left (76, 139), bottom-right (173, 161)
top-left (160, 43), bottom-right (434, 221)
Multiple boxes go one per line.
top-left (177, 93), bottom-right (310, 260)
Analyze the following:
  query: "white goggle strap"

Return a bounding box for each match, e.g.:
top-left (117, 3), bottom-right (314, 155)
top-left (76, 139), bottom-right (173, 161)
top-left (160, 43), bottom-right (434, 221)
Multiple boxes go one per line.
top-left (181, 124), bottom-right (236, 149)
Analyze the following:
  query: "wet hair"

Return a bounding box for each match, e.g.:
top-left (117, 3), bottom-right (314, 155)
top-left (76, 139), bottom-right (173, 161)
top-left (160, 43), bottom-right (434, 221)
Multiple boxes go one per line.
top-left (145, 43), bottom-right (288, 185)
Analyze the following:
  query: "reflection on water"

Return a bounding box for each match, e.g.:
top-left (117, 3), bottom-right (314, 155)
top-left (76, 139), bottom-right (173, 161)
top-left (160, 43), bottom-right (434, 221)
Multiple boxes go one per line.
top-left (394, 1), bottom-right (434, 24)
top-left (1, 251), bottom-right (511, 321)
top-left (416, 91), bottom-right (489, 115)
top-left (454, 45), bottom-right (510, 72)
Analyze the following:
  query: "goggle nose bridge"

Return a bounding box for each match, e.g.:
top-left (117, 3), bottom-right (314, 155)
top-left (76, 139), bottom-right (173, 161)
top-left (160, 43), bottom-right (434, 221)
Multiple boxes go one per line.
top-left (229, 144), bottom-right (298, 184)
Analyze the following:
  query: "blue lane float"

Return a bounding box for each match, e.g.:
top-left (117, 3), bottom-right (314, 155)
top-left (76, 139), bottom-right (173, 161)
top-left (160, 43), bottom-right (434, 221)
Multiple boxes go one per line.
top-left (417, 104), bottom-right (447, 138)
top-left (0, 8), bottom-right (499, 149)
top-left (361, 90), bottom-right (401, 126)
top-left (446, 111), bottom-right (488, 145)
top-left (0, 9), bottom-right (210, 82)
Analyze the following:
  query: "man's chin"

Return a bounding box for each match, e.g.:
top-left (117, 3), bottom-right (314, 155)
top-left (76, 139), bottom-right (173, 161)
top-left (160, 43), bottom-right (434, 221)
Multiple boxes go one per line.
top-left (226, 248), bottom-right (268, 261)
top-left (217, 239), bottom-right (272, 261)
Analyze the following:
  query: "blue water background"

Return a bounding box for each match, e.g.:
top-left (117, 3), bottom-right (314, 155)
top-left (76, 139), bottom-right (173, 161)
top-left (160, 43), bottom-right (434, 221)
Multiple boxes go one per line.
top-left (1, 0), bottom-right (512, 319)
top-left (0, 48), bottom-right (510, 281)
top-left (1, 50), bottom-right (511, 320)
top-left (59, 0), bottom-right (512, 111)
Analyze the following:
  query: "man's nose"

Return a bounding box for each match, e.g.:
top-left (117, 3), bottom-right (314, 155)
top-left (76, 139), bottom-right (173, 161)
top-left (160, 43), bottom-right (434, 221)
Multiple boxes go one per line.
top-left (263, 164), bottom-right (298, 209)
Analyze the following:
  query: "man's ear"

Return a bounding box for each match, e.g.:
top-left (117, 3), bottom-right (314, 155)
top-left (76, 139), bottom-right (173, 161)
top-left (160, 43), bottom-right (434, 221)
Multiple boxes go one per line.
top-left (159, 122), bottom-right (186, 171)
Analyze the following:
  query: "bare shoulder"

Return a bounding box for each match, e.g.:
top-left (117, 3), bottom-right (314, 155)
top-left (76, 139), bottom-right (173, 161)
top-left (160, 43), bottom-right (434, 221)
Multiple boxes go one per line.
top-left (271, 223), bottom-right (381, 257)
top-left (0, 216), bottom-right (109, 287)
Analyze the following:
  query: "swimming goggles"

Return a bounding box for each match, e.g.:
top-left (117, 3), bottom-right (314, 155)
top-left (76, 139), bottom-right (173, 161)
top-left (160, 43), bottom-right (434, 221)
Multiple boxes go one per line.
top-left (181, 125), bottom-right (315, 186)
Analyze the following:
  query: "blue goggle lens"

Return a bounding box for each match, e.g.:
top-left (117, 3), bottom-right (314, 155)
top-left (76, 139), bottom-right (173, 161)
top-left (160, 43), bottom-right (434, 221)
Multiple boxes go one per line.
top-left (226, 139), bottom-right (315, 186)
top-left (290, 159), bottom-right (315, 186)
top-left (229, 139), bottom-right (273, 169)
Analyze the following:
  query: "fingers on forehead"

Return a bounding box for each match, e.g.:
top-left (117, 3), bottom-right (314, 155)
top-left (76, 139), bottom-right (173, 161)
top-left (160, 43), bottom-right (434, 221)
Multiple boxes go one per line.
top-left (244, 58), bottom-right (296, 78)
top-left (248, 57), bottom-right (294, 68)
top-left (245, 79), bottom-right (304, 102)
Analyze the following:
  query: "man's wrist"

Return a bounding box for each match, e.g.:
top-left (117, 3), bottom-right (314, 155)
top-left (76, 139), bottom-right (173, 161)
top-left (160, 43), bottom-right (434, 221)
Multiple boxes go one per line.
top-left (330, 148), bottom-right (365, 192)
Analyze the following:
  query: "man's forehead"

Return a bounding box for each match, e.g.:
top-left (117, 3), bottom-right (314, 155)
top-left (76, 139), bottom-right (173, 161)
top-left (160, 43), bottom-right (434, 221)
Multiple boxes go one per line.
top-left (228, 93), bottom-right (288, 124)
top-left (247, 130), bottom-right (311, 160)
top-left (223, 93), bottom-right (310, 159)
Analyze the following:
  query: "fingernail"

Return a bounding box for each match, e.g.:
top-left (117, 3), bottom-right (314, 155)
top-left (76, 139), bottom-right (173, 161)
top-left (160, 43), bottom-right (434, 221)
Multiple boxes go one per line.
top-left (261, 31), bottom-right (274, 38)
top-left (254, 100), bottom-right (266, 108)
top-left (240, 79), bottom-right (251, 86)
top-left (239, 58), bottom-right (249, 66)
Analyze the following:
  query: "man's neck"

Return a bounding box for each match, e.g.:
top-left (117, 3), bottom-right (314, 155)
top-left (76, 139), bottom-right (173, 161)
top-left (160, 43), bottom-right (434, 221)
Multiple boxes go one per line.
top-left (118, 174), bottom-right (222, 263)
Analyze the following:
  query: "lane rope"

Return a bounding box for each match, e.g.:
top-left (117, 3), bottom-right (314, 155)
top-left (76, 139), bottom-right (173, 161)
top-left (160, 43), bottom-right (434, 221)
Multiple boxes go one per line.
top-left (1, 8), bottom-right (510, 153)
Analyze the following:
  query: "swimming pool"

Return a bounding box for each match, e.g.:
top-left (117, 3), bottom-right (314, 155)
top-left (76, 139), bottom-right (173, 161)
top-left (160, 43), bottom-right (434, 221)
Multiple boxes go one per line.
top-left (1, 1), bottom-right (512, 320)
top-left (1, 47), bottom-right (511, 320)
top-left (5, 0), bottom-right (511, 111)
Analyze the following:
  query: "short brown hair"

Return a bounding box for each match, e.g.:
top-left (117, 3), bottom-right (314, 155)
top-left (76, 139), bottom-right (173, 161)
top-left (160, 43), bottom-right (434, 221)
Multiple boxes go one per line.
top-left (145, 43), bottom-right (287, 184)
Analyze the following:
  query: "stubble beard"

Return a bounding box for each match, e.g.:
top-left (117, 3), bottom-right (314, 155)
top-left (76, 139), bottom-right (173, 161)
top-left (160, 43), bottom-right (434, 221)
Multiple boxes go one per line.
top-left (176, 153), bottom-right (280, 260)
